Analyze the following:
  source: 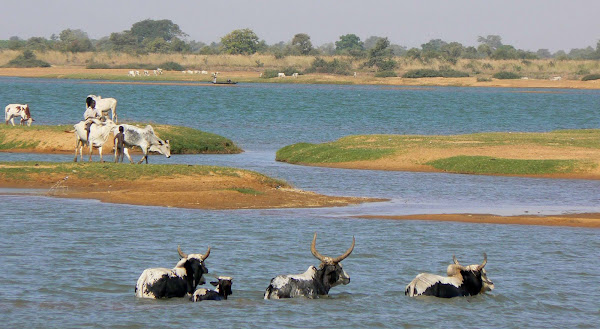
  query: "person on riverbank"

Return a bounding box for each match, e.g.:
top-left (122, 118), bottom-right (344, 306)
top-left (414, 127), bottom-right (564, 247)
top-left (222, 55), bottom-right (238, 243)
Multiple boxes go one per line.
top-left (113, 125), bottom-right (125, 163)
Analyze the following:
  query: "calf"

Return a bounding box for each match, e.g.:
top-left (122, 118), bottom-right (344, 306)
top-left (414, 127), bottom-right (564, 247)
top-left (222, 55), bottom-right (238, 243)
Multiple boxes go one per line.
top-left (191, 276), bottom-right (233, 302)
top-left (135, 246), bottom-right (210, 299)
top-left (264, 233), bottom-right (355, 299)
top-left (405, 253), bottom-right (494, 298)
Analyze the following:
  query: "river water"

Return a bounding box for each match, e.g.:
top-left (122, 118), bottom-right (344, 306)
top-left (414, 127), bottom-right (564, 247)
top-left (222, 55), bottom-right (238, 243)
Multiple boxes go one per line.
top-left (0, 77), bottom-right (599, 328)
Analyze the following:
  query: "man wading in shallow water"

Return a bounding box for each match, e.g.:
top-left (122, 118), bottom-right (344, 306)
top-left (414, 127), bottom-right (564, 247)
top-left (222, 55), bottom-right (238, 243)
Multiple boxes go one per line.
top-left (113, 125), bottom-right (125, 163)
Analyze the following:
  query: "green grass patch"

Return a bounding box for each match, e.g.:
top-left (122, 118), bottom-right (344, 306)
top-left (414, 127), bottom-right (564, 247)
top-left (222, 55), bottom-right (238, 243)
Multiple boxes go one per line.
top-left (426, 156), bottom-right (594, 175)
top-left (0, 161), bottom-right (288, 187)
top-left (228, 188), bottom-right (265, 195)
top-left (402, 69), bottom-right (469, 78)
top-left (276, 141), bottom-right (395, 164)
top-left (149, 124), bottom-right (242, 154)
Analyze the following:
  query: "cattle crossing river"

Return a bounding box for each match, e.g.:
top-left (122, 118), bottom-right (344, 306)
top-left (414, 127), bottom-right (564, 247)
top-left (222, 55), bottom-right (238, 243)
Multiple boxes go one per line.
top-left (1, 77), bottom-right (599, 327)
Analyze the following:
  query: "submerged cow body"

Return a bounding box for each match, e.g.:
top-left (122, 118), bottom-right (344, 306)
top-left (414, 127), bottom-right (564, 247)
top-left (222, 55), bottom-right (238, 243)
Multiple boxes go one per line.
top-left (113, 124), bottom-right (170, 164)
top-left (86, 95), bottom-right (118, 123)
top-left (264, 233), bottom-right (355, 299)
top-left (135, 246), bottom-right (210, 299)
top-left (405, 253), bottom-right (494, 298)
top-left (191, 276), bottom-right (233, 302)
top-left (72, 119), bottom-right (116, 162)
top-left (5, 104), bottom-right (34, 126)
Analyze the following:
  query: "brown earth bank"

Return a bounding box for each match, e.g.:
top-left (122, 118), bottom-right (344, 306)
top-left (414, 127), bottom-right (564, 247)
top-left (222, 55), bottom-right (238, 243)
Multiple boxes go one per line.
top-left (358, 213), bottom-right (600, 228)
top-left (1, 67), bottom-right (599, 89)
top-left (0, 169), bottom-right (385, 210)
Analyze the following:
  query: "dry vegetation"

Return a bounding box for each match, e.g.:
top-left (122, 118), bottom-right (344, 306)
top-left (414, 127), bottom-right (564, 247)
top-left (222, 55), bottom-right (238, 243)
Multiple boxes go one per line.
top-left (1, 50), bottom-right (599, 81)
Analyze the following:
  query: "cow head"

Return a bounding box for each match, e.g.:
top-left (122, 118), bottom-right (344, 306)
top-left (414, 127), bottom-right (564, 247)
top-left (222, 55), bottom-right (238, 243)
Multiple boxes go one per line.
top-left (177, 245), bottom-right (210, 289)
top-left (149, 139), bottom-right (171, 158)
top-left (311, 232), bottom-right (355, 288)
top-left (450, 253), bottom-right (494, 294)
top-left (210, 276), bottom-right (233, 299)
top-left (20, 105), bottom-right (33, 126)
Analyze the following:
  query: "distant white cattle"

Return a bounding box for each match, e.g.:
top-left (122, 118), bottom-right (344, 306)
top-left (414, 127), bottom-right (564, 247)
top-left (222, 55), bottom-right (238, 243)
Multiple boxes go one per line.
top-left (71, 119), bottom-right (116, 162)
top-left (113, 124), bottom-right (171, 164)
top-left (201, 70), bottom-right (208, 74)
top-left (156, 68), bottom-right (163, 75)
top-left (86, 95), bottom-right (118, 123)
top-left (128, 71), bottom-right (136, 77)
top-left (5, 104), bottom-right (34, 126)
top-left (292, 73), bottom-right (298, 78)
top-left (278, 73), bottom-right (286, 78)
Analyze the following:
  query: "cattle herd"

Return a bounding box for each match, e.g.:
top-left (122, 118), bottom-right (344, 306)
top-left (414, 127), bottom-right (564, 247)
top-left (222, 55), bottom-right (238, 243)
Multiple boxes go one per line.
top-left (135, 233), bottom-right (494, 302)
top-left (6, 96), bottom-right (495, 301)
top-left (5, 95), bottom-right (171, 164)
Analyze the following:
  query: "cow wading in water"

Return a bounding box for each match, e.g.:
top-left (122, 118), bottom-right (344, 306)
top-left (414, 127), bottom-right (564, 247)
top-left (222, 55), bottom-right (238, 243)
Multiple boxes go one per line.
top-left (113, 124), bottom-right (171, 164)
top-left (264, 233), bottom-right (355, 299)
top-left (135, 246), bottom-right (210, 299)
top-left (405, 253), bottom-right (494, 298)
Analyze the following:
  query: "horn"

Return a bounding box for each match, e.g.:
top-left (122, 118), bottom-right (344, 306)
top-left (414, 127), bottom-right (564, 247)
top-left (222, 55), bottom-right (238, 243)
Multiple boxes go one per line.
top-left (177, 245), bottom-right (187, 258)
top-left (453, 255), bottom-right (460, 265)
top-left (332, 236), bottom-right (355, 263)
top-left (310, 232), bottom-right (327, 262)
top-left (478, 253), bottom-right (488, 270)
top-left (202, 246), bottom-right (211, 260)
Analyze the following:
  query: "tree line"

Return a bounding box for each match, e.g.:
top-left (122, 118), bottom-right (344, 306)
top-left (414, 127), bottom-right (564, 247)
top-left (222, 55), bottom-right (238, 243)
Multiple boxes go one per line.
top-left (2, 19), bottom-right (600, 63)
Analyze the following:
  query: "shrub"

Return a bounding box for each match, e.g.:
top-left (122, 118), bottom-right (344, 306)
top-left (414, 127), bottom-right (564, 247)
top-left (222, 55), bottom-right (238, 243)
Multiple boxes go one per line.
top-left (582, 74), bottom-right (600, 81)
top-left (477, 77), bottom-right (492, 82)
top-left (402, 69), bottom-right (469, 78)
top-left (374, 70), bottom-right (397, 78)
top-left (3, 50), bottom-right (51, 68)
top-left (158, 61), bottom-right (185, 71)
top-left (304, 57), bottom-right (352, 75)
top-left (261, 69), bottom-right (279, 79)
top-left (492, 71), bottom-right (521, 79)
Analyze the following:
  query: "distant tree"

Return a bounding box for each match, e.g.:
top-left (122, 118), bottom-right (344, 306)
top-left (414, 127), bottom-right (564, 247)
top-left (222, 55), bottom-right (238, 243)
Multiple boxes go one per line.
top-left (291, 33), bottom-right (313, 55)
top-left (109, 31), bottom-right (138, 53)
top-left (364, 37), bottom-right (397, 71)
top-left (568, 46), bottom-right (596, 60)
top-left (490, 45), bottom-right (519, 60)
top-left (389, 44), bottom-right (407, 56)
top-left (58, 29), bottom-right (93, 52)
top-left (462, 46), bottom-right (479, 59)
top-left (335, 34), bottom-right (364, 57)
top-left (26, 37), bottom-right (51, 51)
top-left (405, 48), bottom-right (422, 60)
top-left (421, 39), bottom-right (447, 59)
top-left (477, 35), bottom-right (503, 51)
top-left (441, 42), bottom-right (464, 64)
top-left (188, 40), bottom-right (207, 53)
top-left (536, 49), bottom-right (552, 58)
top-left (364, 36), bottom-right (384, 50)
top-left (129, 19), bottom-right (187, 43)
top-left (318, 42), bottom-right (336, 55)
top-left (143, 37), bottom-right (170, 53)
top-left (221, 28), bottom-right (260, 54)
top-left (477, 44), bottom-right (492, 57)
top-left (8, 36), bottom-right (25, 50)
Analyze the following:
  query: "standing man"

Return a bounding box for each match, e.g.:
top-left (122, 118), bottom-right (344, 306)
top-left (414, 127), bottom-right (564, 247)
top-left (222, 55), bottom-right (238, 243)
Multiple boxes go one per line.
top-left (113, 125), bottom-right (125, 163)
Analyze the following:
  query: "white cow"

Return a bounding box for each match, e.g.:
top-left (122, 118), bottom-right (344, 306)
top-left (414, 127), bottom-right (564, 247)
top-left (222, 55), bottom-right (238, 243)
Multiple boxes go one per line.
top-left (71, 119), bottom-right (117, 162)
top-left (113, 124), bottom-right (171, 164)
top-left (86, 95), bottom-right (118, 123)
top-left (128, 70), bottom-right (136, 77)
top-left (156, 68), bottom-right (163, 75)
top-left (278, 73), bottom-right (286, 78)
top-left (5, 104), bottom-right (34, 126)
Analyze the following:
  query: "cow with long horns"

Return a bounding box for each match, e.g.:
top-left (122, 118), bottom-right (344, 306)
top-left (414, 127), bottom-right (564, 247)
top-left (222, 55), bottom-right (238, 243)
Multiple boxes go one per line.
top-left (405, 253), bottom-right (494, 298)
top-left (135, 246), bottom-right (210, 299)
top-left (264, 233), bottom-right (355, 299)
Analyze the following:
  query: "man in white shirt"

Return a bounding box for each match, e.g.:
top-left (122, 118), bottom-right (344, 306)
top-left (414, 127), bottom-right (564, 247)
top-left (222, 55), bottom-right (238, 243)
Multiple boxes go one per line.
top-left (84, 99), bottom-right (103, 145)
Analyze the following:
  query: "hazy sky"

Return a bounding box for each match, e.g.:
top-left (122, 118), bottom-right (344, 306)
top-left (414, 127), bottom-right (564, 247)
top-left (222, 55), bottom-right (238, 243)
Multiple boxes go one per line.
top-left (2, 0), bottom-right (598, 52)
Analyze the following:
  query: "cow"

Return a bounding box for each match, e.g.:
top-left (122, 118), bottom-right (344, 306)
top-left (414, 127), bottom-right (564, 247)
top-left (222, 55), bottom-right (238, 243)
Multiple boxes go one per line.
top-left (405, 253), bottom-right (494, 298)
top-left (128, 70), bottom-right (136, 77)
top-left (135, 246), bottom-right (211, 299)
top-left (71, 119), bottom-right (116, 162)
top-left (86, 95), bottom-right (118, 123)
top-left (264, 233), bottom-right (355, 299)
top-left (113, 124), bottom-right (171, 164)
top-left (277, 73), bottom-right (285, 78)
top-left (5, 104), bottom-right (34, 126)
top-left (191, 276), bottom-right (233, 302)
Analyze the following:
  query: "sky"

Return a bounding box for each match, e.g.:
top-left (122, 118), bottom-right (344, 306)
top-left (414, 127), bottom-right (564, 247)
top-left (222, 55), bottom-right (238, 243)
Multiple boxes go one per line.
top-left (2, 0), bottom-right (599, 52)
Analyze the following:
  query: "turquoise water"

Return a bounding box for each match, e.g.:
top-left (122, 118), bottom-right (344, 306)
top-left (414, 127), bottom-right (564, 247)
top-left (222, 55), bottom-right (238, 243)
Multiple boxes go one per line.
top-left (1, 77), bottom-right (599, 328)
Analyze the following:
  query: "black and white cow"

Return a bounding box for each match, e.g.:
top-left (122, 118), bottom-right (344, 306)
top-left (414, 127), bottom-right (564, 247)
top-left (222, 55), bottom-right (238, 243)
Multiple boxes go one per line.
top-left (135, 246), bottom-right (210, 299)
top-left (264, 233), bottom-right (355, 299)
top-left (191, 276), bottom-right (233, 302)
top-left (113, 124), bottom-right (171, 164)
top-left (405, 253), bottom-right (494, 298)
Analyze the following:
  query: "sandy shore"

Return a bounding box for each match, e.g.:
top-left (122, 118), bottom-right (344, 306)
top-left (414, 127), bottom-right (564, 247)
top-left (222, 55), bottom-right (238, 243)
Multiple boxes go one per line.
top-left (1, 67), bottom-right (600, 89)
top-left (359, 213), bottom-right (600, 228)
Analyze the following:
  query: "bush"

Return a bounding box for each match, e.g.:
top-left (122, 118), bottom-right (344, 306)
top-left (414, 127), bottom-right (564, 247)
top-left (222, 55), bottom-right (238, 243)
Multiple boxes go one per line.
top-left (158, 61), bottom-right (185, 71)
top-left (304, 57), bottom-right (352, 75)
top-left (374, 70), bottom-right (397, 78)
top-left (582, 74), bottom-right (600, 81)
top-left (402, 69), bottom-right (469, 78)
top-left (492, 71), bottom-right (521, 79)
top-left (3, 50), bottom-right (51, 68)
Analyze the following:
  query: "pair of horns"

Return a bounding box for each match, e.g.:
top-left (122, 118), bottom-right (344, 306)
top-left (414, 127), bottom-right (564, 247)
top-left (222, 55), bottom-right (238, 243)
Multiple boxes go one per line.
top-left (310, 232), bottom-right (355, 264)
top-left (453, 253), bottom-right (487, 271)
top-left (178, 245), bottom-right (211, 260)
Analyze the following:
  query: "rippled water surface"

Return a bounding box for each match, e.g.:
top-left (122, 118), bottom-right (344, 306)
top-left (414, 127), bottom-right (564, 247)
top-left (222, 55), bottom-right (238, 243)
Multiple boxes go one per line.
top-left (1, 77), bottom-right (599, 327)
